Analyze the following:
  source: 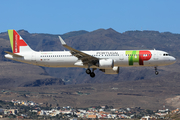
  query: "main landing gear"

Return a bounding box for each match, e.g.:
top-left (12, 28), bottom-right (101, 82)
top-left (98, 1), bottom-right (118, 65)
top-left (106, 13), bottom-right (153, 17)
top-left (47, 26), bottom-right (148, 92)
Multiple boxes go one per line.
top-left (155, 67), bottom-right (159, 75)
top-left (86, 68), bottom-right (96, 78)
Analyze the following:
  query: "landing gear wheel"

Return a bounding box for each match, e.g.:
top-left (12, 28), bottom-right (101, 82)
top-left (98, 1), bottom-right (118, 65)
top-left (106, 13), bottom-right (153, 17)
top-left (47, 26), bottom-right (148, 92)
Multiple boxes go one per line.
top-left (154, 67), bottom-right (159, 75)
top-left (90, 72), bottom-right (95, 78)
top-left (86, 69), bottom-right (91, 74)
top-left (155, 71), bottom-right (159, 75)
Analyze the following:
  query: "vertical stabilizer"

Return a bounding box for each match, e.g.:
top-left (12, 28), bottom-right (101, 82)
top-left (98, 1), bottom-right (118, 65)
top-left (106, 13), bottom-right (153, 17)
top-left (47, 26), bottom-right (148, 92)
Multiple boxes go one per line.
top-left (8, 30), bottom-right (34, 53)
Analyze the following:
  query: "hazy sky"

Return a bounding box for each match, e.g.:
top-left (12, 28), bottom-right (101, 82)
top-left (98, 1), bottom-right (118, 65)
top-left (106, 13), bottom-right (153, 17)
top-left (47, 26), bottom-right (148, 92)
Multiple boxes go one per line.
top-left (0, 1), bottom-right (180, 34)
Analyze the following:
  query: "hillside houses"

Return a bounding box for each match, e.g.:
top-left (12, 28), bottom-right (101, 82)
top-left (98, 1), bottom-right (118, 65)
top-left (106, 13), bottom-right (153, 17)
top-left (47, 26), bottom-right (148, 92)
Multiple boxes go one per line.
top-left (37, 108), bottom-right (131, 119)
top-left (11, 99), bottom-right (38, 106)
top-left (4, 109), bottom-right (18, 115)
top-left (0, 99), bottom-right (179, 119)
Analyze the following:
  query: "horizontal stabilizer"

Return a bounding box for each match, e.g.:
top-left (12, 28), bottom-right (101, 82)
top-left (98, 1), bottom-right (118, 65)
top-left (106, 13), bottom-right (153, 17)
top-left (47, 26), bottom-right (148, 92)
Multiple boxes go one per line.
top-left (4, 51), bottom-right (23, 57)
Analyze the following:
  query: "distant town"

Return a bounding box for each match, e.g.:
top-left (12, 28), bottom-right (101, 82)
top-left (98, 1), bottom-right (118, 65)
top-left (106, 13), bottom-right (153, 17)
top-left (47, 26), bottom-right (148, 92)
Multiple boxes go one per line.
top-left (0, 98), bottom-right (179, 120)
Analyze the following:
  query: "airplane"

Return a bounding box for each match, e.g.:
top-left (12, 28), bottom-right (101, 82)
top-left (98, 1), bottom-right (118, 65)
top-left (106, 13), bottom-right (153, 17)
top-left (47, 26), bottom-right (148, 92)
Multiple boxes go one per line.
top-left (4, 30), bottom-right (176, 78)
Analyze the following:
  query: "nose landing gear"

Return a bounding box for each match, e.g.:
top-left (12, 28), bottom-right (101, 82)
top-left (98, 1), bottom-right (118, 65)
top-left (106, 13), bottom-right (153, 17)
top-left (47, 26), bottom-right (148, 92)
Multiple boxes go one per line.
top-left (155, 71), bottom-right (159, 75)
top-left (155, 67), bottom-right (159, 75)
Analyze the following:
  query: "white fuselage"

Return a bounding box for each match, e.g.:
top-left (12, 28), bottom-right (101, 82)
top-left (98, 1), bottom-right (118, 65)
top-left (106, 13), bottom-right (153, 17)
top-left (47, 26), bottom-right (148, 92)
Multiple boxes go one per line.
top-left (5, 50), bottom-right (176, 68)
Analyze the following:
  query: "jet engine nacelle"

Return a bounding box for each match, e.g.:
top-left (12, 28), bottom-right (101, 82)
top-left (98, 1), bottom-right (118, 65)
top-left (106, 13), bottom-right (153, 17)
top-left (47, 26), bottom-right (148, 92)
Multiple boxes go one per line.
top-left (98, 59), bottom-right (114, 69)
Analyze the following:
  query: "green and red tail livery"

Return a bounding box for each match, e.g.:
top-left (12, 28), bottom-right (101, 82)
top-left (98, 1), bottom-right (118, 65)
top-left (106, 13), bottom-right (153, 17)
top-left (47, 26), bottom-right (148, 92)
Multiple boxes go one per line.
top-left (8, 30), bottom-right (27, 53)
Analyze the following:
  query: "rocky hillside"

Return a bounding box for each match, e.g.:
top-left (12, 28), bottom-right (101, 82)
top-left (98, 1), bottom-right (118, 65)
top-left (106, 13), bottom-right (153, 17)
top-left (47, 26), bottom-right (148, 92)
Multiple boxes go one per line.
top-left (0, 28), bottom-right (180, 86)
top-left (22, 78), bottom-right (65, 87)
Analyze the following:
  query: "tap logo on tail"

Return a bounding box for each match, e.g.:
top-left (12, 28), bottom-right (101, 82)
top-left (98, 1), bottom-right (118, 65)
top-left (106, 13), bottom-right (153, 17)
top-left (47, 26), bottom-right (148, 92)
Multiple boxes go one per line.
top-left (8, 30), bottom-right (27, 53)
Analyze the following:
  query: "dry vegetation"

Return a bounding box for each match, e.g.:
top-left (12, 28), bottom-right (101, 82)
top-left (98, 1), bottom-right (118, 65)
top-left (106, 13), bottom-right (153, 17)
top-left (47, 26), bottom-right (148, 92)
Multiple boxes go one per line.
top-left (1, 76), bottom-right (180, 110)
top-left (0, 29), bottom-right (180, 111)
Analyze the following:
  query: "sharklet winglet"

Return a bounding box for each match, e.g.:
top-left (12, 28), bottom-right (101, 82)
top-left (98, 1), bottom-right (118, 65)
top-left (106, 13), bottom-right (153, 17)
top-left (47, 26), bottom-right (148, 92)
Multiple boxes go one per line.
top-left (59, 36), bottom-right (66, 46)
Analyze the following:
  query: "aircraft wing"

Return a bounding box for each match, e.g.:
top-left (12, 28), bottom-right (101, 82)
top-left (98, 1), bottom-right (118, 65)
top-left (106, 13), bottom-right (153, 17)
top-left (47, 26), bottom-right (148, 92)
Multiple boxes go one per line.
top-left (59, 36), bottom-right (99, 65)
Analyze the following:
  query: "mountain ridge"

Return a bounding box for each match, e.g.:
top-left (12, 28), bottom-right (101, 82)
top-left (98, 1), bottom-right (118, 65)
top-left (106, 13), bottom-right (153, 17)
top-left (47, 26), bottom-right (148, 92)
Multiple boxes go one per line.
top-left (0, 28), bottom-right (179, 110)
top-left (0, 28), bottom-right (179, 86)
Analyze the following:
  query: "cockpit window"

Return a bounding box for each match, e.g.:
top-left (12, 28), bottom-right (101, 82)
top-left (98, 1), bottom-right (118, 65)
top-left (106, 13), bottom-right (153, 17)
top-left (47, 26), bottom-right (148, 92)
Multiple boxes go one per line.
top-left (163, 53), bottom-right (170, 56)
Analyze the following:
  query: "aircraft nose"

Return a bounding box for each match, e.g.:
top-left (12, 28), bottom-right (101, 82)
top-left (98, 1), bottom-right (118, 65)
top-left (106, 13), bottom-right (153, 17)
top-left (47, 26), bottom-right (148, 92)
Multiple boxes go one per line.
top-left (170, 56), bottom-right (176, 63)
